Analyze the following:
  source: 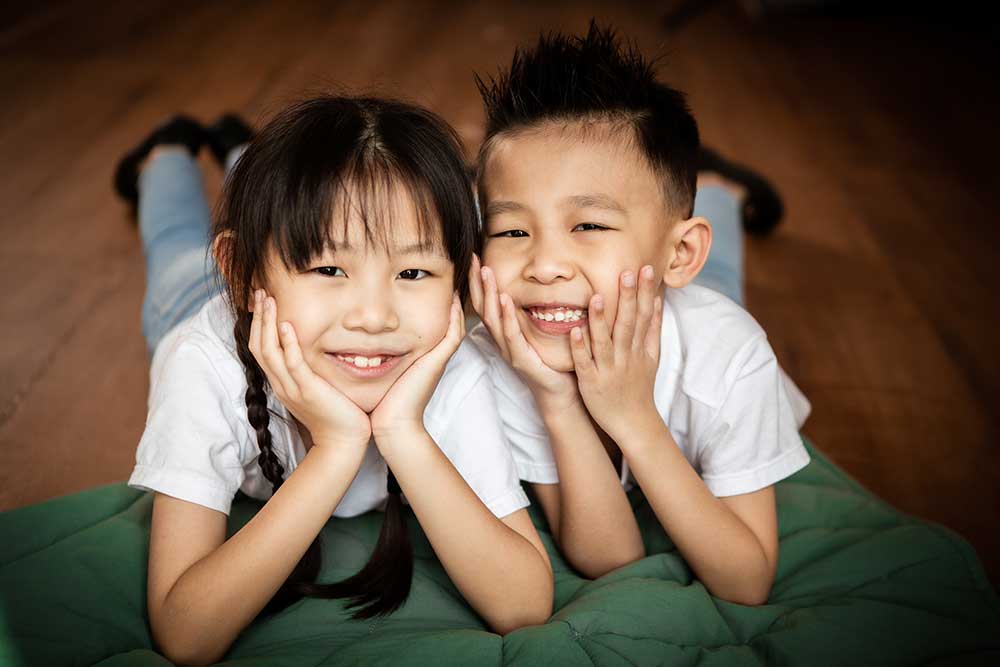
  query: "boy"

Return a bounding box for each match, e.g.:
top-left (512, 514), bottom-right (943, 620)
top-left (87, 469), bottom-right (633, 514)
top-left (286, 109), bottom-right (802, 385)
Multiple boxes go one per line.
top-left (468, 23), bottom-right (810, 605)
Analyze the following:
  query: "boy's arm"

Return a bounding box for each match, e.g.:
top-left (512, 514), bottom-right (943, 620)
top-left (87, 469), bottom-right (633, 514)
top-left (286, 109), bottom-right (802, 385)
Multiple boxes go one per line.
top-left (469, 257), bottom-right (644, 577)
top-left (532, 399), bottom-right (645, 578)
top-left (614, 415), bottom-right (778, 605)
top-left (570, 266), bottom-right (778, 604)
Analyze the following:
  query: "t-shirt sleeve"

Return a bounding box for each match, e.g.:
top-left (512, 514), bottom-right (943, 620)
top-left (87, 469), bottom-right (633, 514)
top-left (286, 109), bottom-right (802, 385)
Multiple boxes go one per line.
top-left (128, 341), bottom-right (248, 514)
top-left (468, 325), bottom-right (559, 484)
top-left (433, 372), bottom-right (530, 518)
top-left (696, 335), bottom-right (810, 497)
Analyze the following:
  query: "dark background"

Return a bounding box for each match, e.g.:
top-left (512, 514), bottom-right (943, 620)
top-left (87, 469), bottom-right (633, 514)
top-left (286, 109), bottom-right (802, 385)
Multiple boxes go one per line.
top-left (1, 0), bottom-right (997, 586)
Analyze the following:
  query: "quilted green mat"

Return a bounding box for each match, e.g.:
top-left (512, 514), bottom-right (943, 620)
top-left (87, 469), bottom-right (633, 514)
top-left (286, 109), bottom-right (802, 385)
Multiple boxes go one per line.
top-left (2, 439), bottom-right (998, 666)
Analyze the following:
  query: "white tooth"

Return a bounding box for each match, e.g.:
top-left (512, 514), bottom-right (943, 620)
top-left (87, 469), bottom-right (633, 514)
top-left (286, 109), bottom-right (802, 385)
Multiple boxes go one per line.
top-left (544, 312), bottom-right (554, 321)
top-left (574, 310), bottom-right (583, 317)
top-left (566, 313), bottom-right (578, 322)
top-left (354, 356), bottom-right (370, 368)
top-left (554, 311), bottom-right (565, 322)
top-left (531, 310), bottom-right (543, 320)
top-left (369, 357), bottom-right (382, 367)
top-left (340, 355), bottom-right (354, 362)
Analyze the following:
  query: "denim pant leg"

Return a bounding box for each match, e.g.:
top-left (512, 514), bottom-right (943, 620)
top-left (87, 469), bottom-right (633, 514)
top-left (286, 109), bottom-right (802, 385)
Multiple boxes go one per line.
top-left (139, 151), bottom-right (222, 356)
top-left (690, 185), bottom-right (744, 307)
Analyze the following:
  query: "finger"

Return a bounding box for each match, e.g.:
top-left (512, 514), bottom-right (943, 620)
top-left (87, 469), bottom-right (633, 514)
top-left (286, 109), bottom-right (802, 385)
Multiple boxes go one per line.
top-left (499, 292), bottom-right (542, 366)
top-left (248, 289), bottom-right (264, 360)
top-left (570, 326), bottom-right (596, 379)
top-left (633, 265), bottom-right (656, 351)
top-left (278, 321), bottom-right (318, 401)
top-left (612, 270), bottom-right (638, 355)
top-left (588, 294), bottom-right (613, 369)
top-left (482, 266), bottom-right (511, 359)
top-left (260, 296), bottom-right (295, 397)
top-left (468, 254), bottom-right (484, 317)
top-left (456, 292), bottom-right (467, 340)
top-left (644, 295), bottom-right (663, 363)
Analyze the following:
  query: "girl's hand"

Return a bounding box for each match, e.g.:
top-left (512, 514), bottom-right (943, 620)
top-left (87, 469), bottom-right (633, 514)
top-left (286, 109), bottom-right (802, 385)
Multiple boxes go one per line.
top-left (569, 266), bottom-right (664, 443)
top-left (370, 293), bottom-right (465, 447)
top-left (468, 255), bottom-right (579, 415)
top-left (249, 290), bottom-right (371, 450)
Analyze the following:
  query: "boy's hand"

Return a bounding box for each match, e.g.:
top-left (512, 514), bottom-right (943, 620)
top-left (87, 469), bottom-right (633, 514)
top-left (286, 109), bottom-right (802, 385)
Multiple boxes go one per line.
top-left (569, 266), bottom-right (663, 443)
top-left (370, 293), bottom-right (465, 448)
top-left (250, 290), bottom-right (371, 451)
top-left (469, 255), bottom-right (580, 414)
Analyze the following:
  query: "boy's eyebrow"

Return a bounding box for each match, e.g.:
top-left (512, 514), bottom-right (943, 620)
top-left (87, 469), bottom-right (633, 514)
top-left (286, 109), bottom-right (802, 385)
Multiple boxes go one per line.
top-left (566, 193), bottom-right (626, 214)
top-left (484, 200), bottom-right (525, 217)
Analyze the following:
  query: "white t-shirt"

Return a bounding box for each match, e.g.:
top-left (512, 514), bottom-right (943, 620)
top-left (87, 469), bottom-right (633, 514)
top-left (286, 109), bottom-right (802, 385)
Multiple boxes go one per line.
top-left (129, 294), bottom-right (529, 518)
top-left (468, 284), bottom-right (811, 497)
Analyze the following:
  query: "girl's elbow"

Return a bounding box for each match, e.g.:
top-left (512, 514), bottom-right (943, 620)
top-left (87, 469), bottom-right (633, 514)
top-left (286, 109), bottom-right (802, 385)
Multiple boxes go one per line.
top-left (491, 598), bottom-right (553, 635)
top-left (712, 576), bottom-right (773, 607)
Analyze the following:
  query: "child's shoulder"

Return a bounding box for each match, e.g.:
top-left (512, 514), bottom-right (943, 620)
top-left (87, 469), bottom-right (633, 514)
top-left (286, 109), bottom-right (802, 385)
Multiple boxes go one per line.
top-left (664, 284), bottom-right (772, 409)
top-left (149, 295), bottom-right (246, 399)
top-left (425, 335), bottom-right (494, 419)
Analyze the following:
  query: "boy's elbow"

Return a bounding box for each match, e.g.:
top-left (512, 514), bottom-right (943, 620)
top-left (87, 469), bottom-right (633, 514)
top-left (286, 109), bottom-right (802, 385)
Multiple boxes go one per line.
top-left (574, 543), bottom-right (645, 579)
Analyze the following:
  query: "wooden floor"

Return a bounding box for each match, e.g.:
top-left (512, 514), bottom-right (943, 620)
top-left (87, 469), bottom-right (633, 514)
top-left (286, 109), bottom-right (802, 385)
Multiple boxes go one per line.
top-left (2, 1), bottom-right (998, 585)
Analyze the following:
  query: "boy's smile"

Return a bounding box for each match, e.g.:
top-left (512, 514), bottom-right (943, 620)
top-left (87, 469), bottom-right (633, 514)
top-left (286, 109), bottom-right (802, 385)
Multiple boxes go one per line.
top-left (480, 125), bottom-right (676, 371)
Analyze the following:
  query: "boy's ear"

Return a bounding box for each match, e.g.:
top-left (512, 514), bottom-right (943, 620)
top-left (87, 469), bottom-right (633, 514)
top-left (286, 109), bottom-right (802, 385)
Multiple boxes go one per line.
top-left (662, 216), bottom-right (712, 289)
top-left (212, 231), bottom-right (258, 312)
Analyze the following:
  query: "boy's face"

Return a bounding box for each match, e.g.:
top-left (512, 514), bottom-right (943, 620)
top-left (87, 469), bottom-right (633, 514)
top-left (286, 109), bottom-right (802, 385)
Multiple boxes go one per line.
top-left (260, 187), bottom-right (455, 413)
top-left (480, 127), bottom-right (674, 372)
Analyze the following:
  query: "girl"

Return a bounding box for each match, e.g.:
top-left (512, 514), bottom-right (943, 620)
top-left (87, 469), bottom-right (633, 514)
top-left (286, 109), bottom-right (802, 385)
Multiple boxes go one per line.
top-left (117, 97), bottom-right (553, 666)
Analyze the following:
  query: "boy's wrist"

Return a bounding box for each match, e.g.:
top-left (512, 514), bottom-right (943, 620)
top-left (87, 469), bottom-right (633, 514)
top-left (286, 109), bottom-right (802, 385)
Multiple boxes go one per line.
top-left (600, 403), bottom-right (665, 451)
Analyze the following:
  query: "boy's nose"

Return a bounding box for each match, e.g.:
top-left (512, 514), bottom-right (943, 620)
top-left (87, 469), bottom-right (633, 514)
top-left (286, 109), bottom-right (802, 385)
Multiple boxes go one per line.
top-left (523, 236), bottom-right (575, 284)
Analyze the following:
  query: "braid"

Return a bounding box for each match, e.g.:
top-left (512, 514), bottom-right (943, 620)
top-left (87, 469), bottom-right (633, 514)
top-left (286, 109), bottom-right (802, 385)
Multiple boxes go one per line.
top-left (234, 314), bottom-right (285, 494)
top-left (233, 313), bottom-right (321, 616)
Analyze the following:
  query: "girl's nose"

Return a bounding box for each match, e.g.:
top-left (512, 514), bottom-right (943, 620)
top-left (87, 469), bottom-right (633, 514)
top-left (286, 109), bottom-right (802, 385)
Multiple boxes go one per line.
top-left (342, 292), bottom-right (399, 333)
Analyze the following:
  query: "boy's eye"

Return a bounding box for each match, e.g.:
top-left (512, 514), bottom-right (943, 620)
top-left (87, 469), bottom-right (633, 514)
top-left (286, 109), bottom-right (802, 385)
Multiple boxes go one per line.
top-left (313, 266), bottom-right (346, 277)
top-left (573, 223), bottom-right (609, 232)
top-left (398, 268), bottom-right (430, 280)
top-left (489, 229), bottom-right (528, 238)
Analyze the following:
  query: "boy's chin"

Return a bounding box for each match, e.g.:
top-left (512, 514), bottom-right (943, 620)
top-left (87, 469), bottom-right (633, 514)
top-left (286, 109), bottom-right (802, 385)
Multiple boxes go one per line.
top-left (529, 337), bottom-right (576, 373)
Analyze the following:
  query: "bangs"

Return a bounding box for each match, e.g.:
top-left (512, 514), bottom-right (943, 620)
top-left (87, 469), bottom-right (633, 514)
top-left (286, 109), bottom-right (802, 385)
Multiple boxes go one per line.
top-left (272, 155), bottom-right (445, 271)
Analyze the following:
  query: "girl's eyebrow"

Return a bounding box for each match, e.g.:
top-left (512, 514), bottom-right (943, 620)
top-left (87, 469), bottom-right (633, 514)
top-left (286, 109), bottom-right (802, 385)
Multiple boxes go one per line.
top-left (326, 240), bottom-right (447, 258)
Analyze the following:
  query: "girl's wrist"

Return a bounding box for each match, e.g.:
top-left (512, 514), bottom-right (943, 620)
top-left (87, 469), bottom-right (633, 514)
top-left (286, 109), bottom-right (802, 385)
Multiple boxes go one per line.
top-left (372, 420), bottom-right (429, 453)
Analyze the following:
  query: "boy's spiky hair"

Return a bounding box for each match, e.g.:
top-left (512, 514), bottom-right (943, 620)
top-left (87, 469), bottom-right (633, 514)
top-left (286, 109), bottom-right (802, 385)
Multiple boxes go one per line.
top-left (475, 20), bottom-right (700, 217)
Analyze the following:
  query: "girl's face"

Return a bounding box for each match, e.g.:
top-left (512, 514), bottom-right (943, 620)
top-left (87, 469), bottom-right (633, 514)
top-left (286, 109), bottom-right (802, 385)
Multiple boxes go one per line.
top-left (259, 187), bottom-right (456, 413)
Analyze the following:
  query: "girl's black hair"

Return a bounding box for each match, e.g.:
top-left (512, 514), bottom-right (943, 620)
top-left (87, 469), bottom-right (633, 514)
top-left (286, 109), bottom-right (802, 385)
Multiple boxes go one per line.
top-left (213, 96), bottom-right (477, 619)
top-left (475, 20), bottom-right (700, 218)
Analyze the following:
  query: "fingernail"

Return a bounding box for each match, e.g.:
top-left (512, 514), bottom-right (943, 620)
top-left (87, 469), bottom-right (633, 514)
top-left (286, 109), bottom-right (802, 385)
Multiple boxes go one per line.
top-left (481, 267), bottom-right (489, 281)
top-left (623, 272), bottom-right (635, 288)
top-left (280, 322), bottom-right (290, 335)
top-left (571, 327), bottom-right (582, 340)
top-left (254, 289), bottom-right (261, 303)
top-left (593, 295), bottom-right (604, 311)
top-left (641, 265), bottom-right (654, 279)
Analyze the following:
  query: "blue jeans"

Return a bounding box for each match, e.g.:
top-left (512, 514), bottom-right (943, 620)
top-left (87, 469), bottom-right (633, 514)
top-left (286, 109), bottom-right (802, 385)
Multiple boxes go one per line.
top-left (139, 150), bottom-right (238, 355)
top-left (138, 155), bottom-right (744, 355)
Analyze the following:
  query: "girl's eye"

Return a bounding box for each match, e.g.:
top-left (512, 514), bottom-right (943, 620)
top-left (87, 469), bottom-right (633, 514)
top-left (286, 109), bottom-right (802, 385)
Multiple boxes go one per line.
top-left (489, 229), bottom-right (528, 238)
top-left (573, 223), bottom-right (609, 232)
top-left (313, 266), bottom-right (346, 277)
top-left (398, 268), bottom-right (430, 280)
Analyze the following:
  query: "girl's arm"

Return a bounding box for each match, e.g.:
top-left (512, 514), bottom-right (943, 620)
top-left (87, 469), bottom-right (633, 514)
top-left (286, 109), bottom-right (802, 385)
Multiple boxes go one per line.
top-left (148, 443), bottom-right (367, 666)
top-left (149, 291), bottom-right (372, 665)
top-left (377, 429), bottom-right (553, 634)
top-left (370, 294), bottom-right (553, 632)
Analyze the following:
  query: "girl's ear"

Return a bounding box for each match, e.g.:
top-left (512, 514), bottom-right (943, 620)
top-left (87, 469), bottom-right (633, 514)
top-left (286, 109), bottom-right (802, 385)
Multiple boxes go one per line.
top-left (212, 232), bottom-right (258, 312)
top-left (662, 216), bottom-right (712, 289)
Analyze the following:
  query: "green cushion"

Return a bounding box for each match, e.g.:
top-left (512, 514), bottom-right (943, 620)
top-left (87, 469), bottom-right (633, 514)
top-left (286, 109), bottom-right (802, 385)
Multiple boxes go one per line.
top-left (2, 439), bottom-right (998, 666)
